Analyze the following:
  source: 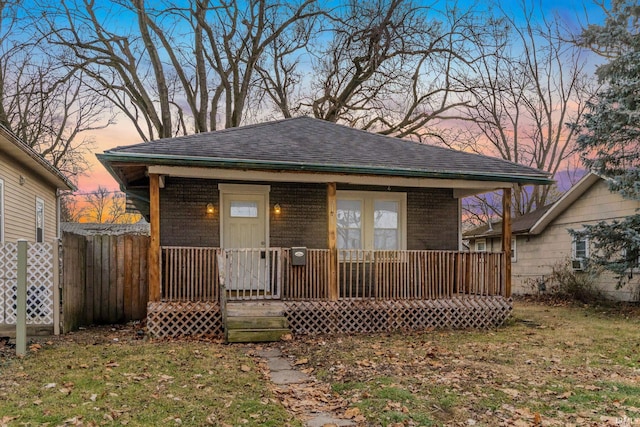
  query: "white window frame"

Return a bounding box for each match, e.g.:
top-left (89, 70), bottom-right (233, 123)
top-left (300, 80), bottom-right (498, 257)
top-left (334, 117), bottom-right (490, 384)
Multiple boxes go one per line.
top-left (35, 197), bottom-right (45, 243)
top-left (0, 179), bottom-right (4, 242)
top-left (336, 191), bottom-right (407, 251)
top-left (572, 234), bottom-right (589, 261)
top-left (474, 238), bottom-right (486, 252)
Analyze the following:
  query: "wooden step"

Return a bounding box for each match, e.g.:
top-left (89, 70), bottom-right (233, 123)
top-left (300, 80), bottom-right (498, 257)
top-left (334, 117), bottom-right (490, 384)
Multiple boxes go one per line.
top-left (227, 328), bottom-right (290, 343)
top-left (226, 316), bottom-right (288, 330)
top-left (225, 301), bottom-right (285, 317)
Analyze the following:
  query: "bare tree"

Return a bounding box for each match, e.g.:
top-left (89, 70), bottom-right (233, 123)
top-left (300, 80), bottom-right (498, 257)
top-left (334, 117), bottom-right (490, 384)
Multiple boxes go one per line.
top-left (82, 187), bottom-right (140, 224)
top-left (60, 192), bottom-right (84, 223)
top-left (38, 0), bottom-right (321, 140)
top-left (0, 0), bottom-right (112, 178)
top-left (456, 4), bottom-right (596, 224)
top-left (297, 0), bottom-right (485, 139)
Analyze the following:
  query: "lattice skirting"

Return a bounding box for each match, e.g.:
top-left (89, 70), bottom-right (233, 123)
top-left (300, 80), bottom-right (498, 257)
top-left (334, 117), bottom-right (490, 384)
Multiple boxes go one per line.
top-left (284, 297), bottom-right (513, 335)
top-left (146, 301), bottom-right (223, 337)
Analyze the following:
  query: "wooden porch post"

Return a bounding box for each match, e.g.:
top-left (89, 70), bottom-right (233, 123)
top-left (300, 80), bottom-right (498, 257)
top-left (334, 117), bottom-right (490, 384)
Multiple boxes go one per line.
top-left (501, 187), bottom-right (512, 297)
top-left (327, 182), bottom-right (338, 301)
top-left (148, 173), bottom-right (161, 302)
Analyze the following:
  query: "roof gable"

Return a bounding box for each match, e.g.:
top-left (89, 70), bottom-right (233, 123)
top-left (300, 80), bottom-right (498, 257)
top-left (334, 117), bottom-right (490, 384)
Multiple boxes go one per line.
top-left (464, 172), bottom-right (603, 239)
top-left (100, 117), bottom-right (551, 185)
top-left (528, 173), bottom-right (601, 235)
top-left (0, 125), bottom-right (75, 191)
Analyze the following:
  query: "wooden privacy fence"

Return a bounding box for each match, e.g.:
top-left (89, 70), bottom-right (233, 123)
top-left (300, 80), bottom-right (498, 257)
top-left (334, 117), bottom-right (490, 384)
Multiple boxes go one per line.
top-left (62, 233), bottom-right (149, 332)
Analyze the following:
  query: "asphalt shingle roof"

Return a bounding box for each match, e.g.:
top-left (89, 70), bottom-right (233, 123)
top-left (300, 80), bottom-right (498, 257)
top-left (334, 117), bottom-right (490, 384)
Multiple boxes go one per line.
top-left (103, 117), bottom-right (550, 182)
top-left (463, 204), bottom-right (554, 238)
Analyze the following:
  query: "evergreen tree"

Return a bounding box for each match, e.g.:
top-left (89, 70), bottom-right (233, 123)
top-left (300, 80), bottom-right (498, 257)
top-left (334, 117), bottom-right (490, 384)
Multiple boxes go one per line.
top-left (573, 1), bottom-right (640, 282)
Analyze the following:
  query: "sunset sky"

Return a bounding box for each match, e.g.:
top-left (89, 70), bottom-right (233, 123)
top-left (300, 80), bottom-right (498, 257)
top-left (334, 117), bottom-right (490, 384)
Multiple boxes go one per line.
top-left (76, 0), bottom-right (604, 196)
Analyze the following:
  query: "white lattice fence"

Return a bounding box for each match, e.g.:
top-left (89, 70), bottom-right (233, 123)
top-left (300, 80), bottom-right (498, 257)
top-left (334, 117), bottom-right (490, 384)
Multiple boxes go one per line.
top-left (0, 242), bottom-right (56, 325)
top-left (284, 297), bottom-right (513, 335)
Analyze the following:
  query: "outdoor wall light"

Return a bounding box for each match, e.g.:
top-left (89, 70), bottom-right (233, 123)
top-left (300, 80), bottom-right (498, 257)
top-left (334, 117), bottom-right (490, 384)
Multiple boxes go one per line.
top-left (19, 175), bottom-right (25, 185)
top-left (274, 203), bottom-right (281, 215)
top-left (206, 203), bottom-right (215, 214)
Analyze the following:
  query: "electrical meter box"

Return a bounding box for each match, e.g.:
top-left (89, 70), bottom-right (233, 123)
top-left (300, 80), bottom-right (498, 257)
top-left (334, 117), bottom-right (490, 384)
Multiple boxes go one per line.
top-left (291, 247), bottom-right (307, 266)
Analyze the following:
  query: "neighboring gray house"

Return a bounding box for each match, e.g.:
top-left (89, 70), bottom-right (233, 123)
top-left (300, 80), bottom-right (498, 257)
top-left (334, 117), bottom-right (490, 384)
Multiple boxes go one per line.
top-left (465, 173), bottom-right (640, 301)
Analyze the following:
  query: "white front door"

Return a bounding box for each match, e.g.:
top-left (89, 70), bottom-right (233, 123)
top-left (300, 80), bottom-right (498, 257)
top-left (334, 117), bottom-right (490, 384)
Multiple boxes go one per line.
top-left (221, 191), bottom-right (269, 292)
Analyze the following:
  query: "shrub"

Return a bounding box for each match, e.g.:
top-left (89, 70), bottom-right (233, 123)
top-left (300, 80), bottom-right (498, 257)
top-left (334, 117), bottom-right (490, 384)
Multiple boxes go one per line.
top-left (543, 258), bottom-right (604, 304)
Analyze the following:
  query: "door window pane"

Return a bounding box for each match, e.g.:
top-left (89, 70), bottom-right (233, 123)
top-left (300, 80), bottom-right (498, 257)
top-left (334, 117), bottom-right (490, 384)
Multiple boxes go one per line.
top-left (230, 201), bottom-right (258, 218)
top-left (374, 200), bottom-right (398, 250)
top-left (337, 200), bottom-right (362, 249)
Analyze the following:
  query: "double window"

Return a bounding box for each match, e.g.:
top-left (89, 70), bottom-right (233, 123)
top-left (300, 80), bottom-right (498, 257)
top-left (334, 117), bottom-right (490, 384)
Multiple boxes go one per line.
top-left (336, 191), bottom-right (406, 251)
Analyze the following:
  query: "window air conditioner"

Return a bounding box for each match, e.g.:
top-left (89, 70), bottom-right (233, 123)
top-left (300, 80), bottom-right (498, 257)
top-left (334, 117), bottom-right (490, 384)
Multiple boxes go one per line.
top-left (571, 259), bottom-right (585, 271)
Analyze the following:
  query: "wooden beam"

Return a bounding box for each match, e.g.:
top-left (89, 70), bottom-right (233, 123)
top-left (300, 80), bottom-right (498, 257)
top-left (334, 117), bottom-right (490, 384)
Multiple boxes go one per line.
top-left (148, 173), bottom-right (161, 301)
top-left (501, 187), bottom-right (512, 297)
top-left (327, 182), bottom-right (338, 301)
top-left (149, 165), bottom-right (513, 192)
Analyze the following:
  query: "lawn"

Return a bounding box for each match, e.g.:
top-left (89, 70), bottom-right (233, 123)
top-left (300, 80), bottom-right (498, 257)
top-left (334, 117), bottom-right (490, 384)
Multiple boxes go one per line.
top-left (283, 300), bottom-right (640, 426)
top-left (0, 328), bottom-right (300, 426)
top-left (1, 300), bottom-right (639, 426)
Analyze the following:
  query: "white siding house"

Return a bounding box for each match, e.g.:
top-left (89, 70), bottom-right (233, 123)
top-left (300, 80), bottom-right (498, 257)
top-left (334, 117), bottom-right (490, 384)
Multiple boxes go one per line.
top-left (0, 125), bottom-right (74, 242)
top-left (465, 173), bottom-right (640, 301)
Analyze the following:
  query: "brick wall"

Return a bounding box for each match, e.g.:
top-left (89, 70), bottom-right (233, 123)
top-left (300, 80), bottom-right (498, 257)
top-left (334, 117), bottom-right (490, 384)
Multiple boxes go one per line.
top-left (159, 179), bottom-right (458, 250)
top-left (406, 188), bottom-right (458, 250)
top-left (160, 177), bottom-right (219, 247)
top-left (270, 183), bottom-right (327, 248)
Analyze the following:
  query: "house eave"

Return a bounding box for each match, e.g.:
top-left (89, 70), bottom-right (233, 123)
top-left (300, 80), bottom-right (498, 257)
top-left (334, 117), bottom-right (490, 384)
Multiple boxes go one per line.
top-left (528, 172), bottom-right (601, 235)
top-left (0, 125), bottom-right (75, 191)
top-left (97, 152), bottom-right (554, 187)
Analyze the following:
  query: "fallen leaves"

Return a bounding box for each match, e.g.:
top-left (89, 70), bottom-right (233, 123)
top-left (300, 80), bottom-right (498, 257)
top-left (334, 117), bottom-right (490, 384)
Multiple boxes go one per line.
top-left (279, 301), bottom-right (640, 426)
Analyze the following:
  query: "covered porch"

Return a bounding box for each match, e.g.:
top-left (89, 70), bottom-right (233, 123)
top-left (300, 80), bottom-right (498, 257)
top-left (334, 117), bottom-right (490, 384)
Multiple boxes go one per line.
top-left (146, 244), bottom-right (512, 337)
top-left (97, 117), bottom-right (549, 339)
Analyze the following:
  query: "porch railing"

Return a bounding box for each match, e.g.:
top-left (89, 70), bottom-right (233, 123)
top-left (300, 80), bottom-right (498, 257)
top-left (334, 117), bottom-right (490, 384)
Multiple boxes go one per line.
top-left (162, 246), bottom-right (220, 301)
top-left (160, 247), bottom-right (505, 302)
top-left (222, 248), bottom-right (283, 300)
top-left (335, 250), bottom-right (504, 300)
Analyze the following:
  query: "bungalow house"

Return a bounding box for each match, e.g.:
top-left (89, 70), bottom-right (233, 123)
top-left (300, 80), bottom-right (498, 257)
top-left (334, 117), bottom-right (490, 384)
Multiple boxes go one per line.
top-left (465, 173), bottom-right (640, 301)
top-left (98, 117), bottom-right (552, 340)
top-left (0, 124), bottom-right (75, 334)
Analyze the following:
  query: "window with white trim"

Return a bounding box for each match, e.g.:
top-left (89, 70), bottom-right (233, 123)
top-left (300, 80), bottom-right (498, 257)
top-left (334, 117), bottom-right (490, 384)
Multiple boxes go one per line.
top-left (475, 238), bottom-right (486, 252)
top-left (35, 197), bottom-right (44, 242)
top-left (572, 235), bottom-right (588, 260)
top-left (337, 191), bottom-right (406, 251)
top-left (511, 237), bottom-right (517, 262)
top-left (0, 179), bottom-right (4, 242)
